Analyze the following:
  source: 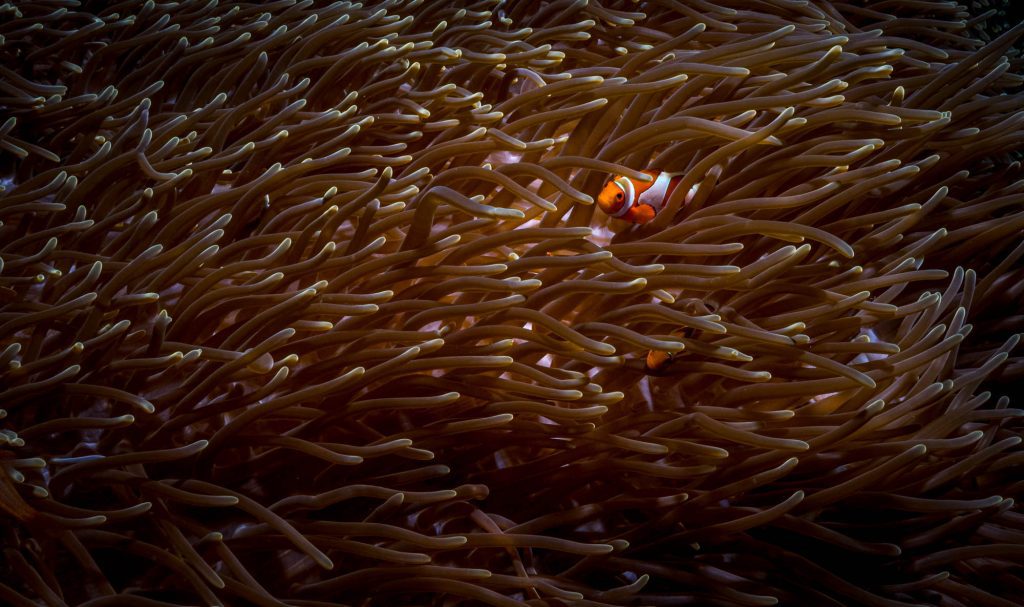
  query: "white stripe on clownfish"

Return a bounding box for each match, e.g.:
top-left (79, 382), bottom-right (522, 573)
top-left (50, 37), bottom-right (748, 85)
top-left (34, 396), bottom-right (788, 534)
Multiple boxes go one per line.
top-left (612, 176), bottom-right (635, 218)
top-left (637, 171), bottom-right (675, 214)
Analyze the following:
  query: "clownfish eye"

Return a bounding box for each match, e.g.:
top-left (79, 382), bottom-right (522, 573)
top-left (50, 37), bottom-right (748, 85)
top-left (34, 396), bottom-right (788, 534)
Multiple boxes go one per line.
top-left (616, 192), bottom-right (623, 200)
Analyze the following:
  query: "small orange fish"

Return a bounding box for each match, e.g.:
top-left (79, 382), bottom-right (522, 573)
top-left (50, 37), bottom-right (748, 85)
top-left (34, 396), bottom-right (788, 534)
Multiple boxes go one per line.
top-left (597, 170), bottom-right (684, 224)
top-left (644, 327), bottom-right (695, 375)
top-left (644, 349), bottom-right (678, 374)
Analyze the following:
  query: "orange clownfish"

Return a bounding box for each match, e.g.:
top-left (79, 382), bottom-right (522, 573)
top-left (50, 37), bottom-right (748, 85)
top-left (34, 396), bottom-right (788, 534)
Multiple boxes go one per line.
top-left (597, 170), bottom-right (684, 224)
top-left (643, 327), bottom-right (695, 375)
top-left (645, 349), bottom-right (679, 375)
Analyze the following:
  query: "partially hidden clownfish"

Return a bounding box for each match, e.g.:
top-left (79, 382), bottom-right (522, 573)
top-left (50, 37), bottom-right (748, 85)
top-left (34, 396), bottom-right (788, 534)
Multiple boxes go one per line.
top-left (643, 327), bottom-right (695, 375)
top-left (644, 348), bottom-right (680, 375)
top-left (597, 170), bottom-right (684, 224)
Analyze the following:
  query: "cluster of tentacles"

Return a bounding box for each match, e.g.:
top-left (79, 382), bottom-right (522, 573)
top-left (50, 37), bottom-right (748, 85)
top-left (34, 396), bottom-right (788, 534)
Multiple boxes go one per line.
top-left (1, 0), bottom-right (1023, 605)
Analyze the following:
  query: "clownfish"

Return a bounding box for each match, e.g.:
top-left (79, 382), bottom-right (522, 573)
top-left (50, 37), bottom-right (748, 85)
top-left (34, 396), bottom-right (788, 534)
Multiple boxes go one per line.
top-left (597, 170), bottom-right (684, 224)
top-left (644, 327), bottom-right (695, 375)
top-left (644, 348), bottom-right (679, 375)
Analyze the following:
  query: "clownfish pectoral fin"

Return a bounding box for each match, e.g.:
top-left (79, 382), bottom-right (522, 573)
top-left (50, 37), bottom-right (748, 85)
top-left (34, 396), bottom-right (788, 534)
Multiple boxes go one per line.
top-left (633, 204), bottom-right (656, 224)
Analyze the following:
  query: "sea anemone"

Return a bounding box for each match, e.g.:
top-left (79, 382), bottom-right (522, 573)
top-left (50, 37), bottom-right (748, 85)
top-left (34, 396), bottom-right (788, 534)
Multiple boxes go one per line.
top-left (2, 1), bottom-right (1023, 605)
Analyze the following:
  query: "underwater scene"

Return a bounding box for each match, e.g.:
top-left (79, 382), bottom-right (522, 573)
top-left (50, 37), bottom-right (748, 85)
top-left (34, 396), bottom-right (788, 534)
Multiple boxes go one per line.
top-left (2, 1), bottom-right (1024, 605)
